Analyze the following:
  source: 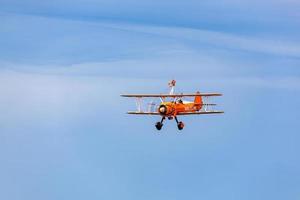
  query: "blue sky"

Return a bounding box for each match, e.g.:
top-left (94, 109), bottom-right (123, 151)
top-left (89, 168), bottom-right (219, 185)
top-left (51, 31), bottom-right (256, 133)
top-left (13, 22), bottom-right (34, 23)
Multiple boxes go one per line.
top-left (1, 0), bottom-right (300, 199)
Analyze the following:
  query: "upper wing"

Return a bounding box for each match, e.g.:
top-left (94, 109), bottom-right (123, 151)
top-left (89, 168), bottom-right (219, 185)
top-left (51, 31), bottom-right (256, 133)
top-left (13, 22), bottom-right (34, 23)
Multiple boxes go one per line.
top-left (177, 111), bottom-right (224, 115)
top-left (121, 93), bottom-right (222, 98)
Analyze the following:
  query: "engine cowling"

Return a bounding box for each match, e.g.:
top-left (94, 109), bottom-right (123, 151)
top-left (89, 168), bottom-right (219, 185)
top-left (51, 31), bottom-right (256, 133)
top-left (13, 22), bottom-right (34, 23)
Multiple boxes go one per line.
top-left (158, 104), bottom-right (175, 116)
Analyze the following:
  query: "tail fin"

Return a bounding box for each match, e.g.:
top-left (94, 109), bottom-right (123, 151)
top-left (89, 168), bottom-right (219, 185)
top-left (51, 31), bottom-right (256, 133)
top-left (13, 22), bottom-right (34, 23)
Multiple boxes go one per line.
top-left (194, 91), bottom-right (202, 110)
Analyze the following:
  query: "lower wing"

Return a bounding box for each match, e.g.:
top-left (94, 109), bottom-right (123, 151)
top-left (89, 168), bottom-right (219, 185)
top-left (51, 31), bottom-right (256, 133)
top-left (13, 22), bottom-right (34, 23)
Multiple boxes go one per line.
top-left (126, 111), bottom-right (224, 115)
top-left (127, 111), bottom-right (160, 115)
top-left (177, 111), bottom-right (224, 115)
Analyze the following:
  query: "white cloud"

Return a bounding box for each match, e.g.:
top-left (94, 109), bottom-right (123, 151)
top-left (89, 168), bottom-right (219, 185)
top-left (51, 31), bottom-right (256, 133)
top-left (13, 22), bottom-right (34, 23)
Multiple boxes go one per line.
top-left (210, 77), bottom-right (300, 91)
top-left (98, 21), bottom-right (300, 58)
top-left (1, 13), bottom-right (300, 67)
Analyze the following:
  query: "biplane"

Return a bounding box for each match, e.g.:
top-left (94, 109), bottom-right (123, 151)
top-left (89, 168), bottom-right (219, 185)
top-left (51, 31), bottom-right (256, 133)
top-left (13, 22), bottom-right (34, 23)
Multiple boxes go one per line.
top-left (121, 80), bottom-right (224, 130)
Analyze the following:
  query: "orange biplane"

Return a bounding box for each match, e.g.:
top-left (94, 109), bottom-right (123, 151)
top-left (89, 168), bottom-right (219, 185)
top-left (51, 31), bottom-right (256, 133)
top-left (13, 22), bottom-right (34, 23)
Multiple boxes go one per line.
top-left (121, 80), bottom-right (224, 130)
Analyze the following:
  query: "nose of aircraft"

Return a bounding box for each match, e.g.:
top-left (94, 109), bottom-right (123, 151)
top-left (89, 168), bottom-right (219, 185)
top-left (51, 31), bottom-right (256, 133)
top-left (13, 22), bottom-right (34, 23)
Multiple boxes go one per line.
top-left (159, 106), bottom-right (166, 113)
top-left (159, 107), bottom-right (166, 113)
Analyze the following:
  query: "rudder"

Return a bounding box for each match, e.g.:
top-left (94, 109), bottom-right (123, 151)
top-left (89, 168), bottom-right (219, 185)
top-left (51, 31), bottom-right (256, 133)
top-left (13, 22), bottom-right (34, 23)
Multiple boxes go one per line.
top-left (194, 91), bottom-right (202, 110)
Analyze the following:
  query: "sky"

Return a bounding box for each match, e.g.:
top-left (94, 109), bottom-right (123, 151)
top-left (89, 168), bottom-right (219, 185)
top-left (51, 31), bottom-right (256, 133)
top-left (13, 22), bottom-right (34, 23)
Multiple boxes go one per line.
top-left (0, 0), bottom-right (300, 199)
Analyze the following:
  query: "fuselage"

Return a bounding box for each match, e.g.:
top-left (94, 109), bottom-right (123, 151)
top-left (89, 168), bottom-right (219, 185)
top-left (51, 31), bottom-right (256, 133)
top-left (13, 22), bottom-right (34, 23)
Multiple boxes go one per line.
top-left (158, 101), bottom-right (202, 117)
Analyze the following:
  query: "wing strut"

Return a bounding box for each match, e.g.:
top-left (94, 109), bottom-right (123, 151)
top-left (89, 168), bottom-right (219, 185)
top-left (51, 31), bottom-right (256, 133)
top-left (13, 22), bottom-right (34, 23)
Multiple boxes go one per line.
top-left (135, 97), bottom-right (142, 112)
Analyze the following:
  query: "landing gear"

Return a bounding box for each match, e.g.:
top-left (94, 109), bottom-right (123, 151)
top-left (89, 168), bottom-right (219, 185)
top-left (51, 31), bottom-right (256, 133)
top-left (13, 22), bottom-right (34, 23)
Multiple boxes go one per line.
top-left (155, 116), bottom-right (185, 131)
top-left (177, 121), bottom-right (185, 130)
top-left (175, 116), bottom-right (185, 130)
top-left (155, 117), bottom-right (165, 130)
top-left (155, 122), bottom-right (163, 130)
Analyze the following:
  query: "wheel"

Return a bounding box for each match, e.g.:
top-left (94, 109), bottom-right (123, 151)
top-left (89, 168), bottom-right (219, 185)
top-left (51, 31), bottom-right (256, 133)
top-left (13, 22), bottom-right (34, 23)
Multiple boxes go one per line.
top-left (177, 122), bottom-right (184, 130)
top-left (155, 122), bottom-right (163, 130)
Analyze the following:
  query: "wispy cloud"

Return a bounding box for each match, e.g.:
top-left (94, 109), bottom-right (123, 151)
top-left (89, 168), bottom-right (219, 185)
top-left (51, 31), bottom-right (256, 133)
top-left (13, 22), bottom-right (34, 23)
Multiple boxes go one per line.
top-left (1, 13), bottom-right (300, 96)
top-left (96, 21), bottom-right (300, 58)
top-left (1, 12), bottom-right (300, 69)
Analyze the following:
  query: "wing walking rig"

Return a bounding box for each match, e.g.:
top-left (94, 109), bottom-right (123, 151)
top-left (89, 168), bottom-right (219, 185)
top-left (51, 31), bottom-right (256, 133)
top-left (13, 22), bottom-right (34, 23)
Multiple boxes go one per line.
top-left (121, 80), bottom-right (224, 130)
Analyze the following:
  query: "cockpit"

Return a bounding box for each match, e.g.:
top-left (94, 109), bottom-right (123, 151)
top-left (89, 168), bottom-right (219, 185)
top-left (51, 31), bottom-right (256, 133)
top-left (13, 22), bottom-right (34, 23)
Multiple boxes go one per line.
top-left (176, 99), bottom-right (183, 104)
